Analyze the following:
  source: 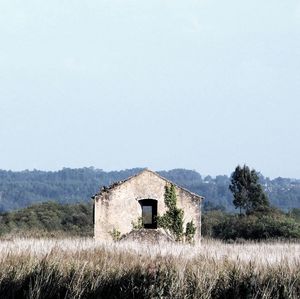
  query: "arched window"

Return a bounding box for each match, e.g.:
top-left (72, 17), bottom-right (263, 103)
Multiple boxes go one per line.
top-left (138, 199), bottom-right (157, 229)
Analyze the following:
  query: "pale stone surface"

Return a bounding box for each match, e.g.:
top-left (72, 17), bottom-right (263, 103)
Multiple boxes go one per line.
top-left (120, 228), bottom-right (175, 244)
top-left (93, 169), bottom-right (203, 241)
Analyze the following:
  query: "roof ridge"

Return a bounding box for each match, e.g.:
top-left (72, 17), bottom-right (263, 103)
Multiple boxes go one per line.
top-left (93, 168), bottom-right (204, 200)
top-left (147, 169), bottom-right (204, 200)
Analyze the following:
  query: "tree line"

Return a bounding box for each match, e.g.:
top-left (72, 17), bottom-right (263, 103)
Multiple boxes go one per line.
top-left (0, 201), bottom-right (93, 237)
top-left (0, 167), bottom-right (300, 212)
top-left (0, 165), bottom-right (299, 240)
top-left (203, 165), bottom-right (300, 240)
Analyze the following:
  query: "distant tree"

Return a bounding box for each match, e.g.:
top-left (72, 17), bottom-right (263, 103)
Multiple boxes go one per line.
top-left (229, 165), bottom-right (270, 215)
top-left (289, 208), bottom-right (300, 222)
top-left (203, 201), bottom-right (225, 212)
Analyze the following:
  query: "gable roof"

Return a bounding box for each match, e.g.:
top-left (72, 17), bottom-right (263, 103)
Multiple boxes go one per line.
top-left (92, 169), bottom-right (204, 201)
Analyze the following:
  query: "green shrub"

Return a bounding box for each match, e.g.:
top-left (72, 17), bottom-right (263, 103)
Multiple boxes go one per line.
top-left (0, 201), bottom-right (93, 237)
top-left (185, 220), bottom-right (196, 243)
top-left (211, 213), bottom-right (300, 240)
top-left (109, 228), bottom-right (121, 241)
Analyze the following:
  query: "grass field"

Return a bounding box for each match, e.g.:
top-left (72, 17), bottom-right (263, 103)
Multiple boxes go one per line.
top-left (0, 238), bottom-right (299, 298)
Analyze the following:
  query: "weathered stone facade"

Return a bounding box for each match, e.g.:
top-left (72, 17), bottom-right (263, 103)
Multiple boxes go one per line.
top-left (93, 169), bottom-right (204, 242)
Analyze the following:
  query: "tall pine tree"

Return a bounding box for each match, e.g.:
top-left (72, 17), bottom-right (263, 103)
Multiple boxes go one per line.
top-left (229, 165), bottom-right (270, 215)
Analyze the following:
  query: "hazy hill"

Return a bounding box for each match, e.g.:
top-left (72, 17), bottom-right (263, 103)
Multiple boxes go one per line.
top-left (0, 168), bottom-right (300, 212)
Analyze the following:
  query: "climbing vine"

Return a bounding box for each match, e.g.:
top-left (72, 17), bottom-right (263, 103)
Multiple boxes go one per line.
top-left (157, 184), bottom-right (184, 241)
top-left (157, 184), bottom-right (197, 243)
top-left (185, 220), bottom-right (196, 244)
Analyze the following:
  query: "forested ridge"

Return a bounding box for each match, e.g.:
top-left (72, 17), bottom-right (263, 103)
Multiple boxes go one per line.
top-left (0, 167), bottom-right (300, 212)
top-left (1, 166), bottom-right (300, 241)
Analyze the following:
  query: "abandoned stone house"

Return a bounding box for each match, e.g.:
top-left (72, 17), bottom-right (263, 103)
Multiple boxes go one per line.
top-left (92, 169), bottom-right (204, 241)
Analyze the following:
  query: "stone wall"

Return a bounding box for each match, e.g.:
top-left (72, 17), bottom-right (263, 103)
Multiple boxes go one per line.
top-left (94, 170), bottom-right (202, 241)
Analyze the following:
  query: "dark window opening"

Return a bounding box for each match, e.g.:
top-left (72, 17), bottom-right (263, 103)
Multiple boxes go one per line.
top-left (139, 199), bottom-right (157, 229)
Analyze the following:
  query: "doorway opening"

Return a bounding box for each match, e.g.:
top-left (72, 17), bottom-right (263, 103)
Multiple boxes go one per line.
top-left (139, 199), bottom-right (157, 229)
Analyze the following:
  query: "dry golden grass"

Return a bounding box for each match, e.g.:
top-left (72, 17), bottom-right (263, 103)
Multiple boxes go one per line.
top-left (0, 238), bottom-right (299, 298)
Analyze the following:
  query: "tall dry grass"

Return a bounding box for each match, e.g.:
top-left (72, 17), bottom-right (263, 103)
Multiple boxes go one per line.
top-left (0, 238), bottom-right (299, 298)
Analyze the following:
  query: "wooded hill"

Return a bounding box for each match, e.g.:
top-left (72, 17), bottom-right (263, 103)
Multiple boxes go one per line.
top-left (0, 201), bottom-right (93, 237)
top-left (0, 168), bottom-right (299, 212)
top-left (0, 201), bottom-right (299, 240)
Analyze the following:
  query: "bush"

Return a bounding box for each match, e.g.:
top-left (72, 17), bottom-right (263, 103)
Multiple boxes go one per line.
top-left (0, 201), bottom-right (93, 237)
top-left (211, 213), bottom-right (300, 240)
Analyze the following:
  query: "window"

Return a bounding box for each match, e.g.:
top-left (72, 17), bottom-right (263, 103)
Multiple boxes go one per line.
top-left (142, 206), bottom-right (153, 224)
top-left (139, 199), bottom-right (157, 229)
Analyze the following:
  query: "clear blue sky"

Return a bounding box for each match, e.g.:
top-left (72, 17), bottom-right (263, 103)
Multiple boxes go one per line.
top-left (0, 0), bottom-right (299, 178)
